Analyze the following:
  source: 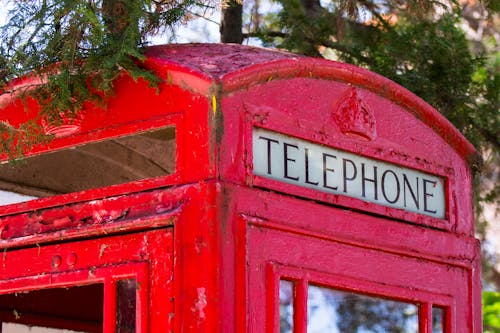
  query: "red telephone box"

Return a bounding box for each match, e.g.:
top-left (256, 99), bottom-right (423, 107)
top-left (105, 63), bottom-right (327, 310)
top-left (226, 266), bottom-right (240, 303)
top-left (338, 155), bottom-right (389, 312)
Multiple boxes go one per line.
top-left (0, 44), bottom-right (481, 332)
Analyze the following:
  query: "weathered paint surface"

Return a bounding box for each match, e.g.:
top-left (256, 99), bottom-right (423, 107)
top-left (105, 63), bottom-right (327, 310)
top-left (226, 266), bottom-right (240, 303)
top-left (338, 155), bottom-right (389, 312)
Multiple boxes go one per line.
top-left (0, 229), bottom-right (172, 332)
top-left (0, 44), bottom-right (480, 332)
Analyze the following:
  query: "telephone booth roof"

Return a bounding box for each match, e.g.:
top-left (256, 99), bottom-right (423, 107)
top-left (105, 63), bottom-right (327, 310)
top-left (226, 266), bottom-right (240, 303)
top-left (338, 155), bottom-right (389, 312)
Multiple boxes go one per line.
top-left (146, 44), bottom-right (475, 158)
top-left (0, 43), bottom-right (475, 160)
top-left (0, 43), bottom-right (476, 233)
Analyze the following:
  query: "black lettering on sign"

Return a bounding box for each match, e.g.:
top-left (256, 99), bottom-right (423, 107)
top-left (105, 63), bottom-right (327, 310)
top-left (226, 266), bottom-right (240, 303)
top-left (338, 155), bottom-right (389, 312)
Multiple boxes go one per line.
top-left (361, 163), bottom-right (378, 200)
top-left (423, 179), bottom-right (438, 214)
top-left (283, 143), bottom-right (300, 181)
top-left (259, 136), bottom-right (279, 175)
top-left (342, 158), bottom-right (357, 193)
top-left (403, 174), bottom-right (420, 209)
top-left (253, 129), bottom-right (445, 219)
top-left (305, 148), bottom-right (319, 186)
top-left (381, 170), bottom-right (400, 204)
top-left (322, 153), bottom-right (338, 190)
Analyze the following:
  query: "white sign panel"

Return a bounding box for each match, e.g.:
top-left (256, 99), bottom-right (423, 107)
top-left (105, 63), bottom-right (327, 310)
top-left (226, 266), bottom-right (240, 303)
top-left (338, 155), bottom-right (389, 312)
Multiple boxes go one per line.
top-left (253, 128), bottom-right (445, 219)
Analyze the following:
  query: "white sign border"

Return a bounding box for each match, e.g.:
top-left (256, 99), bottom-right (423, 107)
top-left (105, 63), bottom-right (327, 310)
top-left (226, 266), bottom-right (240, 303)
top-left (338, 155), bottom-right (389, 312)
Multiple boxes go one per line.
top-left (252, 128), bottom-right (446, 219)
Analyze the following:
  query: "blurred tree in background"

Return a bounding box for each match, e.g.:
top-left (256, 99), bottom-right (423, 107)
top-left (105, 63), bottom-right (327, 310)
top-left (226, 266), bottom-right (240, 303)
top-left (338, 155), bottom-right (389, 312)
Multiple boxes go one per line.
top-left (483, 291), bottom-right (500, 332)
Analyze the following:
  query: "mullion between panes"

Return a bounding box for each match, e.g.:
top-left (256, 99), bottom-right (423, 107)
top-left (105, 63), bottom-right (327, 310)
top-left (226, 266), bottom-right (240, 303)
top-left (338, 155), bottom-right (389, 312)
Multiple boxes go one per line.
top-left (104, 278), bottom-right (118, 333)
top-left (444, 306), bottom-right (452, 333)
top-left (268, 263), bottom-right (280, 333)
top-left (419, 302), bottom-right (432, 333)
top-left (136, 271), bottom-right (148, 333)
top-left (294, 279), bottom-right (308, 333)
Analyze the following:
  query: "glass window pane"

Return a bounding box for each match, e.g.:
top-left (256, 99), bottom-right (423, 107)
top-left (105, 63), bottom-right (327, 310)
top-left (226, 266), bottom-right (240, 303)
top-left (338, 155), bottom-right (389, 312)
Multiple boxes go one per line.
top-left (432, 307), bottom-right (444, 333)
top-left (279, 280), bottom-right (294, 333)
top-left (307, 285), bottom-right (418, 333)
top-left (117, 279), bottom-right (137, 333)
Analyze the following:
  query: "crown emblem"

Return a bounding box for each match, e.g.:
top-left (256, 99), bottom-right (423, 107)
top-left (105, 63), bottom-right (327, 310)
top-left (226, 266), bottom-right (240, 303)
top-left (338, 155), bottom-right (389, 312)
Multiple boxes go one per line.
top-left (42, 111), bottom-right (84, 138)
top-left (333, 87), bottom-right (376, 141)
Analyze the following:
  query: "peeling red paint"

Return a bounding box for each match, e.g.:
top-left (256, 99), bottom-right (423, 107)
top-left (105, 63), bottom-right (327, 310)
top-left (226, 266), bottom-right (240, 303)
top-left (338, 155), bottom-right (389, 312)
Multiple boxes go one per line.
top-left (191, 287), bottom-right (207, 320)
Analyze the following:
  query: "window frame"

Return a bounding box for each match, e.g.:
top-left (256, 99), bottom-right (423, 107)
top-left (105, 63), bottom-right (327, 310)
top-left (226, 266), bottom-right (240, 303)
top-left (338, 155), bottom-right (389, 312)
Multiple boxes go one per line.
top-left (0, 229), bottom-right (173, 333)
top-left (241, 206), bottom-right (470, 333)
top-left (267, 262), bottom-right (452, 333)
top-left (0, 116), bottom-right (183, 218)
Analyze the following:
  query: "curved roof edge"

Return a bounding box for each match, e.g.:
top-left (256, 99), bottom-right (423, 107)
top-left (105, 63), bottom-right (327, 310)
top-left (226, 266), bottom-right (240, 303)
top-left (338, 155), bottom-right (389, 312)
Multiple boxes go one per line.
top-left (1, 43), bottom-right (477, 164)
top-left (218, 57), bottom-right (477, 163)
top-left (144, 44), bottom-right (476, 164)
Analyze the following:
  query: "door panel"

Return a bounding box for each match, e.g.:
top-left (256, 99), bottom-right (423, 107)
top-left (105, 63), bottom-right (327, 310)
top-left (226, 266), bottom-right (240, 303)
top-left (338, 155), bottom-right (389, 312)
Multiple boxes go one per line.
top-left (247, 222), bottom-right (468, 332)
top-left (0, 229), bottom-right (173, 333)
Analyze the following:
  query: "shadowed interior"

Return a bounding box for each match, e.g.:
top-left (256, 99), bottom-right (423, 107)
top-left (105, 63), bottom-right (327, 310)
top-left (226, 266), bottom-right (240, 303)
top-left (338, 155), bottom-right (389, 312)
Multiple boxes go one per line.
top-left (0, 127), bottom-right (175, 199)
top-left (0, 284), bottom-right (104, 332)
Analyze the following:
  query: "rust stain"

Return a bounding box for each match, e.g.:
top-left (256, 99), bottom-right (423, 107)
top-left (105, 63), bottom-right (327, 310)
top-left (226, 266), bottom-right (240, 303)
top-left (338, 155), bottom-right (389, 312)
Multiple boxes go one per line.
top-left (13, 309), bottom-right (20, 320)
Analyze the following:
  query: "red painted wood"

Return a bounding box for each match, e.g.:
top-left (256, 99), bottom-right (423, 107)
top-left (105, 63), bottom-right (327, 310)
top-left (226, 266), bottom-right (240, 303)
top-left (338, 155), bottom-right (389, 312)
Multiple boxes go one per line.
top-left (295, 279), bottom-right (308, 333)
top-left (173, 181), bottom-right (221, 333)
top-left (220, 77), bottom-right (473, 233)
top-left (266, 263), bottom-right (279, 333)
top-left (248, 227), bottom-right (468, 331)
top-left (220, 183), bottom-right (480, 332)
top-left (103, 279), bottom-right (117, 333)
top-left (419, 303), bottom-right (432, 333)
top-left (0, 230), bottom-right (171, 332)
top-left (0, 44), bottom-right (480, 332)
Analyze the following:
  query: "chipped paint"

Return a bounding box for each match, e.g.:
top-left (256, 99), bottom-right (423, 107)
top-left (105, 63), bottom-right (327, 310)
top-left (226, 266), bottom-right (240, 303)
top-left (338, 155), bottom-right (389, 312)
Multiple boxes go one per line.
top-left (99, 244), bottom-right (107, 259)
top-left (191, 287), bottom-right (207, 320)
top-left (0, 187), bottom-right (188, 249)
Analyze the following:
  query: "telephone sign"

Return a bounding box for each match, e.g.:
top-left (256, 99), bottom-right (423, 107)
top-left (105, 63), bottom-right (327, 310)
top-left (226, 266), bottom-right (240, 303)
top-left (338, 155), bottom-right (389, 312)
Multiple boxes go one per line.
top-left (253, 128), bottom-right (446, 218)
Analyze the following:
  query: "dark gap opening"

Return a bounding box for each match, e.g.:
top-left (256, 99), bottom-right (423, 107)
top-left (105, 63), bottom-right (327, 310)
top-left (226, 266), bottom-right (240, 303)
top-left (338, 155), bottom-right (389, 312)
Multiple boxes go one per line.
top-left (0, 127), bottom-right (176, 206)
top-left (0, 283), bottom-right (104, 333)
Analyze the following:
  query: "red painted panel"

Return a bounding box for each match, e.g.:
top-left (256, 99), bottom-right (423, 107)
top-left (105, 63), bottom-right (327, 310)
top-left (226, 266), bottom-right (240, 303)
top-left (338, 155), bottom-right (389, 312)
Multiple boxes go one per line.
top-left (0, 229), bottom-right (173, 332)
top-left (247, 223), bottom-right (472, 332)
top-left (219, 77), bottom-right (474, 234)
top-left (217, 184), bottom-right (481, 332)
top-left (173, 181), bottom-right (221, 333)
top-left (0, 65), bottom-right (213, 217)
top-left (0, 43), bottom-right (475, 233)
top-left (0, 185), bottom-right (188, 245)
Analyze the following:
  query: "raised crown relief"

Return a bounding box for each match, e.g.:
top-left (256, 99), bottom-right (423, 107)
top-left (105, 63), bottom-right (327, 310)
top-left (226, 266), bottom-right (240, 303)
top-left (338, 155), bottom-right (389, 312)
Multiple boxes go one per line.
top-left (42, 112), bottom-right (84, 138)
top-left (333, 87), bottom-right (376, 141)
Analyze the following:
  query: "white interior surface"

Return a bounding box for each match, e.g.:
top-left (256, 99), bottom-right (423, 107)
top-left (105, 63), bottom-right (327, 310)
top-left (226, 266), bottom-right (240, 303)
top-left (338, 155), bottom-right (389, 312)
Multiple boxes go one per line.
top-left (0, 190), bottom-right (37, 205)
top-left (2, 323), bottom-right (85, 333)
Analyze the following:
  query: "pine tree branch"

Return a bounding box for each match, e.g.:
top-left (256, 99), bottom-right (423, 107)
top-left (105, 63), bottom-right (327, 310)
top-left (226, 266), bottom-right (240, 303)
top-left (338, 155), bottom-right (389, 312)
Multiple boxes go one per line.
top-left (317, 38), bottom-right (376, 66)
top-left (186, 9), bottom-right (220, 25)
top-left (243, 31), bottom-right (288, 38)
top-left (243, 30), bottom-right (375, 66)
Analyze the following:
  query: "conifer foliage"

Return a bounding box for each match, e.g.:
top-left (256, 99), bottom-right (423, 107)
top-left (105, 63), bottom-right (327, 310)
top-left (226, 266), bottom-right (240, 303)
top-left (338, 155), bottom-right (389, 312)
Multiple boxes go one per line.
top-left (250, 0), bottom-right (498, 156)
top-left (0, 0), bottom-right (204, 153)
